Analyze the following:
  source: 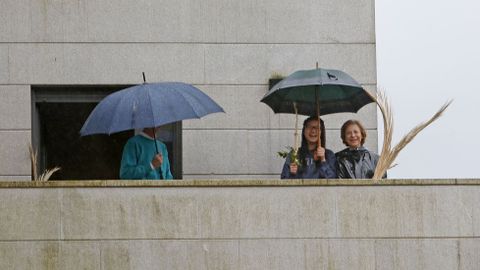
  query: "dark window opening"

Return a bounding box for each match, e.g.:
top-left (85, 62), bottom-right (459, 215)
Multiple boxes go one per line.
top-left (32, 86), bottom-right (182, 180)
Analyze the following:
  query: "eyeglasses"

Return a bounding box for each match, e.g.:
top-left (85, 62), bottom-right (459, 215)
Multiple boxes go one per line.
top-left (305, 125), bottom-right (320, 130)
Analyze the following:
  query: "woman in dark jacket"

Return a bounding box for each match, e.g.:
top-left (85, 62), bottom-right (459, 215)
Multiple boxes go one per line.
top-left (335, 120), bottom-right (384, 179)
top-left (281, 116), bottom-right (337, 179)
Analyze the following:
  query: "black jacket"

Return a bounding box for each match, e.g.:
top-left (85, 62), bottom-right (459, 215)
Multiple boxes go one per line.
top-left (335, 147), bottom-right (384, 179)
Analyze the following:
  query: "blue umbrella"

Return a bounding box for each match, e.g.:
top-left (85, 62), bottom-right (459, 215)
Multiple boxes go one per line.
top-left (80, 82), bottom-right (224, 136)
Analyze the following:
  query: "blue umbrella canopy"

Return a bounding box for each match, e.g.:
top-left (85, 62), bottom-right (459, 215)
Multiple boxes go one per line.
top-left (80, 82), bottom-right (224, 136)
top-left (261, 68), bottom-right (374, 116)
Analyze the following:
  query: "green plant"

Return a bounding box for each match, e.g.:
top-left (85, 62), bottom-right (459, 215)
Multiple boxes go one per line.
top-left (277, 146), bottom-right (300, 166)
top-left (270, 72), bottom-right (284, 79)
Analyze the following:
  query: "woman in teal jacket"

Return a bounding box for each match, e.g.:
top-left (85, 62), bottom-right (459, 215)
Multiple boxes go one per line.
top-left (120, 127), bottom-right (173, 180)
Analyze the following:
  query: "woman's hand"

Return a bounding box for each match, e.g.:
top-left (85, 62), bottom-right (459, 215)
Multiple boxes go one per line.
top-left (289, 163), bottom-right (298, 174)
top-left (313, 146), bottom-right (326, 162)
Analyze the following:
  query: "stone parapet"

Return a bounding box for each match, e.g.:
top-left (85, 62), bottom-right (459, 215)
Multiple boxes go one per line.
top-left (0, 179), bottom-right (479, 269)
top-left (1, 178), bottom-right (479, 188)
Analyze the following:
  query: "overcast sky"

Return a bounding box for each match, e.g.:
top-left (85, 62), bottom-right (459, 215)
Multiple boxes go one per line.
top-left (375, 0), bottom-right (480, 178)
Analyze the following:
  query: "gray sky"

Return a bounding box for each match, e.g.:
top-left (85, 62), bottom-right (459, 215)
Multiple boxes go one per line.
top-left (375, 0), bottom-right (480, 178)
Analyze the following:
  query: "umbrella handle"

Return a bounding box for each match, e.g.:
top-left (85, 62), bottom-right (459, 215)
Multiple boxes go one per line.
top-left (153, 130), bottom-right (164, 179)
top-left (293, 102), bottom-right (299, 152)
top-left (315, 90), bottom-right (321, 149)
top-left (317, 117), bottom-right (321, 149)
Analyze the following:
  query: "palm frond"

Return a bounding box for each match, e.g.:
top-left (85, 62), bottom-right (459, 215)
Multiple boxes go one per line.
top-left (367, 89), bottom-right (394, 180)
top-left (368, 89), bottom-right (452, 180)
top-left (28, 143), bottom-right (38, 180)
top-left (28, 142), bottom-right (60, 181)
top-left (37, 167), bottom-right (61, 182)
top-left (388, 100), bottom-right (452, 169)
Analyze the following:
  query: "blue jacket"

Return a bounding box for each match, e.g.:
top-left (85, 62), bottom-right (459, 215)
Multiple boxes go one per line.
top-left (281, 149), bottom-right (337, 179)
top-left (120, 134), bottom-right (173, 180)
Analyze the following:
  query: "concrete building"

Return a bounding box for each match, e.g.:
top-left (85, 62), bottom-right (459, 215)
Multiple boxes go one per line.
top-left (0, 0), bottom-right (377, 180)
top-left (3, 3), bottom-right (480, 270)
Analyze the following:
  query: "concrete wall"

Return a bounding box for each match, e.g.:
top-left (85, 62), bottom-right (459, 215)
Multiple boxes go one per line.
top-left (0, 179), bottom-right (479, 269)
top-left (0, 0), bottom-right (377, 179)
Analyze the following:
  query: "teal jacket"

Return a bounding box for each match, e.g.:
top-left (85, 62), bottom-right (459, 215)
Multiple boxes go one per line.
top-left (120, 134), bottom-right (173, 180)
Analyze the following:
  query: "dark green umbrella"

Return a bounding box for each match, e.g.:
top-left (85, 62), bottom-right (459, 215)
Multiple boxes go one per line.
top-left (261, 68), bottom-right (374, 153)
top-left (261, 68), bottom-right (373, 116)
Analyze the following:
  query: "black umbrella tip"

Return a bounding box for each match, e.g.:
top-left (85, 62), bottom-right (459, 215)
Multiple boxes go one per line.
top-left (142, 72), bottom-right (146, 83)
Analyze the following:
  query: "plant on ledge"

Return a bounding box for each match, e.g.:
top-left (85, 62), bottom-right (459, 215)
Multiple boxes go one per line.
top-left (368, 89), bottom-right (452, 180)
top-left (269, 72), bottom-right (285, 90)
top-left (28, 143), bottom-right (60, 181)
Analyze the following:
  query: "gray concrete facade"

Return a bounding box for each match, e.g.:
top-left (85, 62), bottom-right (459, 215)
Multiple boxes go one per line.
top-left (0, 179), bottom-right (479, 269)
top-left (0, 0), bottom-right (377, 179)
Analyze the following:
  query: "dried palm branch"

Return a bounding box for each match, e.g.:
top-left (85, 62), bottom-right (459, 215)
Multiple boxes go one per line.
top-left (387, 101), bottom-right (452, 169)
top-left (369, 90), bottom-right (394, 180)
top-left (293, 102), bottom-right (300, 152)
top-left (28, 142), bottom-right (61, 181)
top-left (367, 89), bottom-right (452, 180)
top-left (28, 143), bottom-right (38, 180)
top-left (37, 167), bottom-right (61, 182)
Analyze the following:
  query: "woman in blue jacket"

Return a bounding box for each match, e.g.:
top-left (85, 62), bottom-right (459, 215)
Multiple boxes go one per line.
top-left (281, 116), bottom-right (337, 179)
